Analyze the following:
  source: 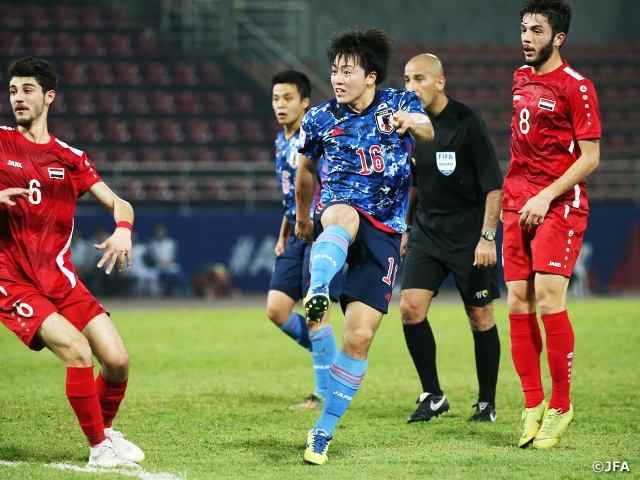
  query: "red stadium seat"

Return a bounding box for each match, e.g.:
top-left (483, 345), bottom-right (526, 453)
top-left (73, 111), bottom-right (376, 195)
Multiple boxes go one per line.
top-left (201, 178), bottom-right (228, 200)
top-left (213, 119), bottom-right (238, 142)
top-left (199, 61), bottom-right (223, 85)
top-left (114, 62), bottom-right (142, 85)
top-left (59, 61), bottom-right (87, 85)
top-left (158, 119), bottom-right (185, 143)
top-left (177, 92), bottom-right (202, 114)
top-left (145, 62), bottom-right (172, 86)
top-left (24, 5), bottom-right (50, 28)
top-left (0, 5), bottom-right (22, 28)
top-left (80, 33), bottom-right (106, 57)
top-left (149, 91), bottom-right (176, 114)
top-left (137, 147), bottom-right (164, 164)
top-left (193, 147), bottom-right (217, 163)
top-left (174, 179), bottom-right (201, 200)
top-left (121, 179), bottom-right (146, 201)
top-left (94, 90), bottom-right (122, 114)
top-left (231, 91), bottom-right (255, 113)
top-left (220, 147), bottom-right (242, 162)
top-left (52, 5), bottom-right (77, 29)
top-left (239, 119), bottom-right (266, 142)
top-left (202, 92), bottom-right (229, 114)
top-left (102, 118), bottom-right (130, 143)
top-left (86, 61), bottom-right (114, 85)
top-left (111, 147), bottom-right (136, 163)
top-left (0, 32), bottom-right (24, 56)
top-left (49, 118), bottom-right (75, 143)
top-left (185, 119), bottom-right (212, 143)
top-left (166, 147), bottom-right (189, 163)
top-left (135, 32), bottom-right (158, 57)
top-left (66, 89), bottom-right (95, 115)
top-left (121, 91), bottom-right (149, 114)
top-left (145, 178), bottom-right (174, 200)
top-left (75, 118), bottom-right (104, 143)
top-left (79, 6), bottom-right (105, 30)
top-left (52, 33), bottom-right (80, 57)
top-left (106, 6), bottom-right (131, 29)
top-left (172, 62), bottom-right (199, 86)
top-left (130, 119), bottom-right (158, 143)
top-left (107, 34), bottom-right (132, 57)
top-left (25, 32), bottom-right (52, 56)
top-left (85, 147), bottom-right (108, 166)
top-left (247, 147), bottom-right (270, 163)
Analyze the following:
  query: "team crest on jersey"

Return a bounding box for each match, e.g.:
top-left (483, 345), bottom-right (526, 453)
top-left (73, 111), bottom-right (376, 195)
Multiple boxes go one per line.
top-left (538, 97), bottom-right (556, 111)
top-left (436, 152), bottom-right (456, 176)
top-left (48, 167), bottom-right (65, 179)
top-left (374, 108), bottom-right (395, 134)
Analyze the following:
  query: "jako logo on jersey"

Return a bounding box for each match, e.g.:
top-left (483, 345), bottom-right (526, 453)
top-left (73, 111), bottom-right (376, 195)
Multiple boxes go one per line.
top-left (548, 261), bottom-right (562, 267)
top-left (48, 167), bottom-right (65, 179)
top-left (436, 152), bottom-right (456, 176)
top-left (7, 160), bottom-right (22, 168)
top-left (473, 290), bottom-right (489, 299)
top-left (333, 391), bottom-right (353, 401)
top-left (538, 97), bottom-right (556, 111)
top-left (374, 108), bottom-right (395, 134)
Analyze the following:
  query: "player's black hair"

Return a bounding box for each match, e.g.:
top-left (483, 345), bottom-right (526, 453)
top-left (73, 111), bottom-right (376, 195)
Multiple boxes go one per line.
top-left (521, 0), bottom-right (572, 40)
top-left (271, 70), bottom-right (311, 100)
top-left (327, 28), bottom-right (394, 84)
top-left (8, 57), bottom-right (58, 93)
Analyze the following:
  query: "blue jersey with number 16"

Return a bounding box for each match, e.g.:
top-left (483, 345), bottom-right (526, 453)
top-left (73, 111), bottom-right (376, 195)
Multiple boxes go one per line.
top-left (298, 88), bottom-right (426, 233)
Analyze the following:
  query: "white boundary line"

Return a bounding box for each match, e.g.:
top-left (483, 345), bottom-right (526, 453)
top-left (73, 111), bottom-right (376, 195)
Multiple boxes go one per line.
top-left (1, 460), bottom-right (185, 479)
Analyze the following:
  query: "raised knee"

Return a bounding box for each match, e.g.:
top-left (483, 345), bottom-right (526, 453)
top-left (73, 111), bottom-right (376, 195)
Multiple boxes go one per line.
top-left (266, 305), bottom-right (287, 326)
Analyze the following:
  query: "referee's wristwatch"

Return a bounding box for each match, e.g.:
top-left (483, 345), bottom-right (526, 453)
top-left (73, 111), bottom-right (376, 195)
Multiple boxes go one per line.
top-left (480, 231), bottom-right (496, 241)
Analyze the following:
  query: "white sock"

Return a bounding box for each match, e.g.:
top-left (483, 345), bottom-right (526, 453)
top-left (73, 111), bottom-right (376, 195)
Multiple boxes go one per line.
top-left (89, 438), bottom-right (111, 456)
top-left (104, 427), bottom-right (114, 437)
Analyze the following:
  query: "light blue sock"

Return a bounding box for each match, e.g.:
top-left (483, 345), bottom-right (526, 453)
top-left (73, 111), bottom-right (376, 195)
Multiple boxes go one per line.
top-left (310, 225), bottom-right (350, 290)
top-left (309, 326), bottom-right (338, 398)
top-left (313, 351), bottom-right (367, 435)
top-left (280, 312), bottom-right (311, 351)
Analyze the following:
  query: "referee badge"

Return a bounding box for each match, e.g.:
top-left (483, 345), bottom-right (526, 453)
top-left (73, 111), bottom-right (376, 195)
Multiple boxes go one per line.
top-left (436, 152), bottom-right (456, 176)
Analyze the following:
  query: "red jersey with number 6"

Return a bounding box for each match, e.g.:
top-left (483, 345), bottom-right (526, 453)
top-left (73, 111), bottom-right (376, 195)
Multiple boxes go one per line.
top-left (502, 60), bottom-right (601, 212)
top-left (0, 127), bottom-right (102, 299)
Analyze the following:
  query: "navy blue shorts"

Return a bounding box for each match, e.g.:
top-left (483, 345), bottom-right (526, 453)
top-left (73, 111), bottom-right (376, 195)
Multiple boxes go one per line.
top-left (314, 202), bottom-right (402, 314)
top-left (269, 233), bottom-right (343, 302)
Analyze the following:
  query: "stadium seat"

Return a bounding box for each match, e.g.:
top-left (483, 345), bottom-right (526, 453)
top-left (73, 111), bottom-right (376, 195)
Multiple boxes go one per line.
top-left (199, 61), bottom-right (223, 85)
top-left (114, 62), bottom-right (142, 85)
top-left (135, 32), bottom-right (158, 57)
top-left (94, 91), bottom-right (122, 114)
top-left (213, 119), bottom-right (238, 142)
top-left (49, 118), bottom-right (75, 143)
top-left (145, 178), bottom-right (174, 200)
top-left (177, 92), bottom-right (203, 114)
top-left (220, 147), bottom-right (242, 162)
top-left (193, 147), bottom-right (217, 163)
top-left (52, 5), bottom-right (77, 29)
top-left (49, 91), bottom-right (68, 115)
top-left (66, 89), bottom-right (95, 115)
top-left (24, 5), bottom-right (50, 28)
top-left (174, 179), bottom-right (201, 201)
top-left (130, 119), bottom-right (158, 143)
top-left (240, 119), bottom-right (266, 142)
top-left (79, 6), bottom-right (105, 30)
top-left (59, 61), bottom-right (87, 85)
top-left (137, 146), bottom-right (165, 164)
top-left (231, 91), bottom-right (255, 113)
top-left (247, 147), bottom-right (270, 163)
top-left (75, 118), bottom-right (104, 143)
top-left (52, 33), bottom-right (80, 57)
top-left (149, 91), bottom-right (177, 114)
top-left (112, 147), bottom-right (136, 163)
top-left (107, 33), bottom-right (133, 57)
top-left (86, 61), bottom-right (114, 85)
top-left (201, 178), bottom-right (228, 200)
top-left (0, 32), bottom-right (24, 56)
top-left (103, 118), bottom-right (131, 143)
top-left (85, 146), bottom-right (108, 165)
top-left (0, 5), bottom-right (22, 28)
top-left (120, 179), bottom-right (146, 200)
top-left (172, 62), bottom-right (199, 86)
top-left (203, 91), bottom-right (229, 114)
top-left (106, 6), bottom-right (131, 29)
top-left (80, 33), bottom-right (106, 57)
top-left (185, 119), bottom-right (212, 143)
top-left (158, 119), bottom-right (185, 143)
top-left (145, 62), bottom-right (172, 86)
top-left (121, 91), bottom-right (149, 114)
top-left (166, 147), bottom-right (189, 163)
top-left (25, 32), bottom-right (52, 57)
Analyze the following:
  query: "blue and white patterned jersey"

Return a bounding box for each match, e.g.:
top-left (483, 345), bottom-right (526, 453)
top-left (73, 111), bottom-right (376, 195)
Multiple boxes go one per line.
top-left (274, 130), bottom-right (324, 225)
top-left (298, 88), bottom-right (426, 233)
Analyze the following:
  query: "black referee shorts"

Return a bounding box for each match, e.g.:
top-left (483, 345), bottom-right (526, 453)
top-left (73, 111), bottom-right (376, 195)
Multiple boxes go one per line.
top-left (400, 206), bottom-right (500, 307)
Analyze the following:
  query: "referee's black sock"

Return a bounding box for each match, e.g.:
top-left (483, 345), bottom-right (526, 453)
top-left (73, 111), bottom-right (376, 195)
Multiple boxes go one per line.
top-left (403, 318), bottom-right (443, 396)
top-left (473, 325), bottom-right (501, 406)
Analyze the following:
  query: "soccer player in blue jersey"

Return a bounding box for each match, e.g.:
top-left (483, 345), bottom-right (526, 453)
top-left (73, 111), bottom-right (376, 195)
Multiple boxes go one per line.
top-left (267, 70), bottom-right (343, 411)
top-left (295, 28), bottom-right (435, 465)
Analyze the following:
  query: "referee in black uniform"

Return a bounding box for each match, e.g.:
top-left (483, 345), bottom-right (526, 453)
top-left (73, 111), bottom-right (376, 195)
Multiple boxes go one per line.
top-left (400, 54), bottom-right (503, 423)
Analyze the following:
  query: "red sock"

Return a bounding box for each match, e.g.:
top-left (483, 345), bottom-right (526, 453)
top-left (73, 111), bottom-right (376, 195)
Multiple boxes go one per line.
top-left (95, 373), bottom-right (128, 429)
top-left (541, 310), bottom-right (574, 412)
top-left (66, 366), bottom-right (106, 446)
top-left (509, 313), bottom-right (544, 408)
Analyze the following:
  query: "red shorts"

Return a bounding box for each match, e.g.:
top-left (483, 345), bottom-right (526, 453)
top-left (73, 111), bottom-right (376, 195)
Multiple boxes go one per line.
top-left (502, 203), bottom-right (588, 282)
top-left (0, 279), bottom-right (107, 351)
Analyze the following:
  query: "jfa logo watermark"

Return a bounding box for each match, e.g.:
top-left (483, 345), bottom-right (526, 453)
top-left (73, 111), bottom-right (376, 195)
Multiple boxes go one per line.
top-left (593, 461), bottom-right (630, 473)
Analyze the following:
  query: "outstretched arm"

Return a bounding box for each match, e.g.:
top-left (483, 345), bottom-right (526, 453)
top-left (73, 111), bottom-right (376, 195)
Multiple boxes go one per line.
top-left (392, 111), bottom-right (434, 143)
top-left (89, 182), bottom-right (134, 274)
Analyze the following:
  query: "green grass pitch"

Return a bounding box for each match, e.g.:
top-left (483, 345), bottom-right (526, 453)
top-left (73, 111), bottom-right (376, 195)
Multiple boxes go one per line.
top-left (0, 298), bottom-right (638, 479)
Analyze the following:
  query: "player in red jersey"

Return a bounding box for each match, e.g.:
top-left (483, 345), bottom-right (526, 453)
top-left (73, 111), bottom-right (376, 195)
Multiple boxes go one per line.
top-left (502, 0), bottom-right (601, 450)
top-left (0, 57), bottom-right (143, 467)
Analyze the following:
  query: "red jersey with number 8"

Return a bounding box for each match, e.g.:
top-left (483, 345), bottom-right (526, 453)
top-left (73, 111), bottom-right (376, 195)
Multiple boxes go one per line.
top-left (502, 60), bottom-right (601, 212)
top-left (0, 127), bottom-right (101, 299)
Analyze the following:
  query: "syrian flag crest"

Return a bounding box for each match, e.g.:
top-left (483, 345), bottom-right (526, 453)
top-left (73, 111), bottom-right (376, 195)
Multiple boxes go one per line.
top-left (48, 167), bottom-right (65, 179)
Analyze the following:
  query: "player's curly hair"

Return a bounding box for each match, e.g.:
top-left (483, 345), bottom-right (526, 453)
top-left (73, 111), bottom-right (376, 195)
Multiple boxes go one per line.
top-left (271, 70), bottom-right (311, 100)
top-left (521, 0), bottom-right (572, 40)
top-left (327, 28), bottom-right (394, 84)
top-left (8, 57), bottom-right (58, 93)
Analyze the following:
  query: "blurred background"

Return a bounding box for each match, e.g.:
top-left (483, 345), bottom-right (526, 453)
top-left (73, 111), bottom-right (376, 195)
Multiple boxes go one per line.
top-left (2, 0), bottom-right (638, 298)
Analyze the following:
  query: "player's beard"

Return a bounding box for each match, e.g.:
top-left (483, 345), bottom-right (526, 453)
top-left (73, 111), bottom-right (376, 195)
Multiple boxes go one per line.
top-left (14, 102), bottom-right (44, 129)
top-left (525, 37), bottom-right (554, 68)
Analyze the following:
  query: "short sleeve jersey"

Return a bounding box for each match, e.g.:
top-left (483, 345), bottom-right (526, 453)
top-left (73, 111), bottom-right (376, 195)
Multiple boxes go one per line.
top-left (299, 88), bottom-right (426, 233)
top-left (0, 127), bottom-right (102, 299)
top-left (274, 129), bottom-right (324, 225)
top-left (412, 98), bottom-right (502, 215)
top-left (503, 61), bottom-right (601, 211)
